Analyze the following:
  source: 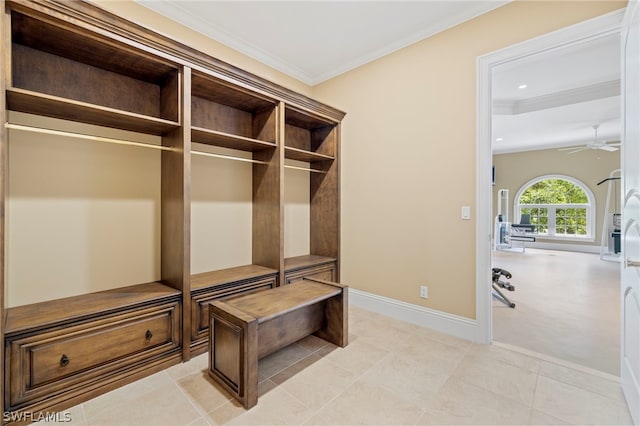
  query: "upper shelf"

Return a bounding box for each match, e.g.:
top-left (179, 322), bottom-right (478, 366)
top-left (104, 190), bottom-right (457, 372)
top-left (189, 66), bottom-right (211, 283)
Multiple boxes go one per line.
top-left (192, 127), bottom-right (276, 152)
top-left (9, 11), bottom-right (181, 133)
top-left (284, 106), bottom-right (337, 160)
top-left (11, 11), bottom-right (177, 84)
top-left (284, 146), bottom-right (334, 162)
top-left (7, 88), bottom-right (180, 136)
top-left (191, 71), bottom-right (277, 150)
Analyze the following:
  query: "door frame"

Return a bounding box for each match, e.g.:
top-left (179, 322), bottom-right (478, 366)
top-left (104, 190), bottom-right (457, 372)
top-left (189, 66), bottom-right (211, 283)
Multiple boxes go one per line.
top-left (475, 9), bottom-right (625, 344)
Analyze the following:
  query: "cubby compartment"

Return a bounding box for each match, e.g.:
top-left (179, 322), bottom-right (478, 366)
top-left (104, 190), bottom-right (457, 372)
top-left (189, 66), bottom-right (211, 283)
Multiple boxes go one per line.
top-left (285, 106), bottom-right (337, 163)
top-left (191, 71), bottom-right (277, 151)
top-left (283, 107), bottom-right (340, 280)
top-left (8, 12), bottom-right (180, 135)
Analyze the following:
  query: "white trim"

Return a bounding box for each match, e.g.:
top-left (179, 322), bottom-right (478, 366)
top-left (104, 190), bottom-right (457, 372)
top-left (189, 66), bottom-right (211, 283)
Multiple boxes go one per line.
top-left (348, 288), bottom-right (479, 343)
top-left (477, 9), bottom-right (625, 345)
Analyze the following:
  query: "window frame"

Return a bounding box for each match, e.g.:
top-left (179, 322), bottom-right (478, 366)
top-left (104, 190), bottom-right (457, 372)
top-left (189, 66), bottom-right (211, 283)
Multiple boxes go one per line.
top-left (514, 174), bottom-right (596, 241)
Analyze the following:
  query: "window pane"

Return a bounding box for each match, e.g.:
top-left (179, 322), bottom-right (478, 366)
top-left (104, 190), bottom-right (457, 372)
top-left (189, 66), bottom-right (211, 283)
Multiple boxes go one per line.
top-left (516, 177), bottom-right (591, 239)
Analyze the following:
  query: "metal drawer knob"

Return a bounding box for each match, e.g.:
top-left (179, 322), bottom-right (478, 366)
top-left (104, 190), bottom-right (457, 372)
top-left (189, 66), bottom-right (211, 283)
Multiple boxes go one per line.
top-left (145, 330), bottom-right (153, 341)
top-left (60, 354), bottom-right (70, 367)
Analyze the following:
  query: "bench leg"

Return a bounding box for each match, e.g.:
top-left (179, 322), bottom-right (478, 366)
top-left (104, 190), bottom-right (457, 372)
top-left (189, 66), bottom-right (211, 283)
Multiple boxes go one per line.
top-left (315, 291), bottom-right (348, 348)
top-left (208, 303), bottom-right (258, 409)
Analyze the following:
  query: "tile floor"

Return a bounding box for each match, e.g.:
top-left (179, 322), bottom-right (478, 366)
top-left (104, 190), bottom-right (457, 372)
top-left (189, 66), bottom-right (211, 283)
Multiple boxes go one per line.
top-left (52, 306), bottom-right (632, 425)
top-left (492, 248), bottom-right (620, 375)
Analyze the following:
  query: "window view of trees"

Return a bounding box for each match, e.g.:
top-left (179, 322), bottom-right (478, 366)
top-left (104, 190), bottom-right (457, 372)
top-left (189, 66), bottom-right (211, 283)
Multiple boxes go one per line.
top-left (518, 178), bottom-right (590, 237)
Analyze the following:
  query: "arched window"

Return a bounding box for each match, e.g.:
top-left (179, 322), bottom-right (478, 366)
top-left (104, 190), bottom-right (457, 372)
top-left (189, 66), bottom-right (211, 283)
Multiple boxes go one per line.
top-left (514, 175), bottom-right (595, 240)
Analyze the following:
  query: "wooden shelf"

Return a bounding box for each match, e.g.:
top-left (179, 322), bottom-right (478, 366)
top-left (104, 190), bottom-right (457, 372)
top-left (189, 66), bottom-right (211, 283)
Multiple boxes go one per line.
top-left (4, 282), bottom-right (181, 336)
top-left (7, 88), bottom-right (180, 136)
top-left (285, 107), bottom-right (335, 130)
top-left (191, 264), bottom-right (278, 292)
top-left (285, 146), bottom-right (334, 162)
top-left (285, 255), bottom-right (336, 273)
top-left (192, 127), bottom-right (276, 152)
top-left (192, 72), bottom-right (276, 113)
top-left (12, 11), bottom-right (177, 84)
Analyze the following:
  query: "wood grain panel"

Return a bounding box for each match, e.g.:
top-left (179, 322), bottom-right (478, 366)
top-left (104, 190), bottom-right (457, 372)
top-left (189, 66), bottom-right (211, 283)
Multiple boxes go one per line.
top-left (11, 11), bottom-right (176, 83)
top-left (12, 43), bottom-right (162, 117)
top-left (1, 2), bottom-right (8, 418)
top-left (257, 302), bottom-right (325, 357)
top-left (253, 103), bottom-right (283, 275)
top-left (191, 96), bottom-right (253, 137)
top-left (311, 125), bottom-right (340, 275)
top-left (284, 123), bottom-right (311, 151)
top-left (253, 107), bottom-right (276, 143)
top-left (161, 67), bottom-right (191, 360)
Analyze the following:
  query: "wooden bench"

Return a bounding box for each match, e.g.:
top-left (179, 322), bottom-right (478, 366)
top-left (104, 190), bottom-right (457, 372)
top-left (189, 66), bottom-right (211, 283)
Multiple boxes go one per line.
top-left (208, 278), bottom-right (348, 409)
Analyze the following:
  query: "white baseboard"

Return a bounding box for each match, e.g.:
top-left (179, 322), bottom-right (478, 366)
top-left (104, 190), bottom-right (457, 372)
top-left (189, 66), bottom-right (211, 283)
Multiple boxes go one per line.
top-left (349, 288), bottom-right (480, 343)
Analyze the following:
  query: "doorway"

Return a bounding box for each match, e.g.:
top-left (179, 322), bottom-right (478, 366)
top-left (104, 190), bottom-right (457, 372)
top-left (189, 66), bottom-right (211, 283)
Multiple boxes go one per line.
top-left (476, 9), bottom-right (625, 373)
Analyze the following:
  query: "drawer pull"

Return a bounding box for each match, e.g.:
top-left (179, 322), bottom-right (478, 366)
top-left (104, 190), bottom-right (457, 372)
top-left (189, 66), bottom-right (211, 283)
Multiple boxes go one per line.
top-left (145, 330), bottom-right (153, 341)
top-left (60, 354), bottom-right (69, 367)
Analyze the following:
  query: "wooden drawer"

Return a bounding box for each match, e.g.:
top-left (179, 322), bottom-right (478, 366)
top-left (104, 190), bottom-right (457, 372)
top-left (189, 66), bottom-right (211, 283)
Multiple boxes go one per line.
top-left (285, 263), bottom-right (336, 285)
top-left (6, 301), bottom-right (180, 410)
top-left (191, 277), bottom-right (276, 344)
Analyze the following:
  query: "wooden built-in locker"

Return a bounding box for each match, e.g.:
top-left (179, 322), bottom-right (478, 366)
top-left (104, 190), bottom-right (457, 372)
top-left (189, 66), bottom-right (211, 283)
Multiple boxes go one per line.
top-left (0, 0), bottom-right (345, 421)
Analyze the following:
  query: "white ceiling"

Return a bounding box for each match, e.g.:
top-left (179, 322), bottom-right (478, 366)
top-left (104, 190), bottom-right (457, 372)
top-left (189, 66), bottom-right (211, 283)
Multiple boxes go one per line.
top-left (136, 1), bottom-right (622, 154)
top-left (492, 33), bottom-right (621, 154)
top-left (136, 0), bottom-right (509, 85)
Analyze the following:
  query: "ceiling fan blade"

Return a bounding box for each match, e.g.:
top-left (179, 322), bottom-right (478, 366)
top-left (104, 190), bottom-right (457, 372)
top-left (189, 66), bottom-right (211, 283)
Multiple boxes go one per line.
top-left (558, 146), bottom-right (582, 151)
top-left (567, 147), bottom-right (588, 154)
top-left (599, 145), bottom-right (619, 152)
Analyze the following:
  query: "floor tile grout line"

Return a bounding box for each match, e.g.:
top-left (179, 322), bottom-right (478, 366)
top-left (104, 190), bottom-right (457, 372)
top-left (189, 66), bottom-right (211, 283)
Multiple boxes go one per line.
top-left (289, 349), bottom-right (396, 424)
top-left (167, 365), bottom-right (228, 423)
top-left (493, 341), bottom-right (621, 382)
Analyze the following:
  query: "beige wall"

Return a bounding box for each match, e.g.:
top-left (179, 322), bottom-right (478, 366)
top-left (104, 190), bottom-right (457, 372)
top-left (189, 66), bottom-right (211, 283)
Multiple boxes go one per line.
top-left (313, 1), bottom-right (625, 318)
top-left (493, 148), bottom-right (620, 248)
top-left (7, 112), bottom-right (162, 306)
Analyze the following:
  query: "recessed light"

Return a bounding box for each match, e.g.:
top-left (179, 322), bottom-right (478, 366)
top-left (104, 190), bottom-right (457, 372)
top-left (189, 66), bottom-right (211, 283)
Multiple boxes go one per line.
top-left (518, 84), bottom-right (528, 89)
top-left (495, 137), bottom-right (504, 142)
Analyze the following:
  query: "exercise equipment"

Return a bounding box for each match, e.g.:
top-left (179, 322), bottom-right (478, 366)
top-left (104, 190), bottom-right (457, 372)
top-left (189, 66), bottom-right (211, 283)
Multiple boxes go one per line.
top-left (494, 188), bottom-right (536, 252)
top-left (597, 169), bottom-right (621, 262)
top-left (492, 267), bottom-right (515, 308)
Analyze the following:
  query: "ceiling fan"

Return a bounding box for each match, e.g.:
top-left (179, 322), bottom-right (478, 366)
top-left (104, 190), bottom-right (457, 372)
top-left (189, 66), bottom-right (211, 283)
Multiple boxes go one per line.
top-left (558, 124), bottom-right (620, 154)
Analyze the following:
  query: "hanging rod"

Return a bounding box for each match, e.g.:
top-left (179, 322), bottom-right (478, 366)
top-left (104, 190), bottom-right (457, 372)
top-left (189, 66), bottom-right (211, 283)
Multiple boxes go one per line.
top-left (5, 123), bottom-right (173, 151)
top-left (284, 164), bottom-right (327, 174)
top-left (191, 150), bottom-right (268, 165)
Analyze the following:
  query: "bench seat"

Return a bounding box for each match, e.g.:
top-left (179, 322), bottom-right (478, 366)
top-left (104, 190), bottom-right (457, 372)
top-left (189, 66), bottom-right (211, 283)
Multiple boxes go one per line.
top-left (208, 278), bottom-right (348, 408)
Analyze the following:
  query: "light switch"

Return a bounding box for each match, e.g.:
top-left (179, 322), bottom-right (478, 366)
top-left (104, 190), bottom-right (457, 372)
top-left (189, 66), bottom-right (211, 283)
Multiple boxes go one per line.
top-left (461, 206), bottom-right (471, 220)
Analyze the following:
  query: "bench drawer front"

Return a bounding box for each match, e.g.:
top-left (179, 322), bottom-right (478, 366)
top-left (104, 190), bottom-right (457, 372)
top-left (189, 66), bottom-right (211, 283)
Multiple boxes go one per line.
top-left (284, 263), bottom-right (335, 285)
top-left (6, 301), bottom-right (181, 409)
top-left (191, 277), bottom-right (276, 342)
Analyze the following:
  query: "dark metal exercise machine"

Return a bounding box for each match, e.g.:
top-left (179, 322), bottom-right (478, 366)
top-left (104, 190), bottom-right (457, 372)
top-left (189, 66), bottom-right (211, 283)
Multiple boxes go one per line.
top-left (492, 267), bottom-right (515, 308)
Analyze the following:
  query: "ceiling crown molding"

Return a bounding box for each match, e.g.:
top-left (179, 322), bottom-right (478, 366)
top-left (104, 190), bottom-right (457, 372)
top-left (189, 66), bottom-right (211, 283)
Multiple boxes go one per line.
top-left (493, 79), bottom-right (620, 115)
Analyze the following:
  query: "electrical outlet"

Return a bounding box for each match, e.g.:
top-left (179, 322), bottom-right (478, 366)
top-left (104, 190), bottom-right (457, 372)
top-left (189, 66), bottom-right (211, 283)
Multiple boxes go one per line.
top-left (420, 285), bottom-right (428, 299)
